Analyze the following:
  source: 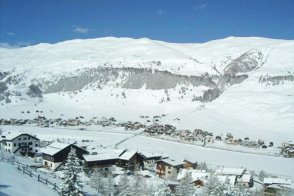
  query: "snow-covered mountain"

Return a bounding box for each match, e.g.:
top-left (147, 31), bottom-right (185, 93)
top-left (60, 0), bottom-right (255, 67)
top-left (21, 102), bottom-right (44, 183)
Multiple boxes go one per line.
top-left (0, 36), bottom-right (293, 143)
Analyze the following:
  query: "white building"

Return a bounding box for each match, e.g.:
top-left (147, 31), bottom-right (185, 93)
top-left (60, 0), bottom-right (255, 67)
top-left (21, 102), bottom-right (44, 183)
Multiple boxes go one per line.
top-left (0, 131), bottom-right (40, 156)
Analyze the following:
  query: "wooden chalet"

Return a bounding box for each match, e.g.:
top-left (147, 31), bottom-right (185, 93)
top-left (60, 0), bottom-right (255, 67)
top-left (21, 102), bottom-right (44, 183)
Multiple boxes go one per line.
top-left (156, 158), bottom-right (184, 179)
top-left (42, 142), bottom-right (88, 170)
top-left (83, 149), bottom-right (145, 171)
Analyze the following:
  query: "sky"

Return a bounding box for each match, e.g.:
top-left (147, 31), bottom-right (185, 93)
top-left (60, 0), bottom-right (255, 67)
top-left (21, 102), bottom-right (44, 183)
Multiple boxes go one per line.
top-left (0, 0), bottom-right (294, 47)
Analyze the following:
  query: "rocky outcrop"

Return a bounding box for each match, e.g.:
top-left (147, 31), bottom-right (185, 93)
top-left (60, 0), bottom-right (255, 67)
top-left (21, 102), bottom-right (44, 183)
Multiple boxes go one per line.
top-left (224, 50), bottom-right (263, 75)
top-left (44, 67), bottom-right (218, 93)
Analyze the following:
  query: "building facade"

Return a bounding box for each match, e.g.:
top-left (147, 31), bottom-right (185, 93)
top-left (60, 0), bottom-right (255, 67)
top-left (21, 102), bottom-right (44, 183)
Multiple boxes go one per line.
top-left (0, 131), bottom-right (40, 156)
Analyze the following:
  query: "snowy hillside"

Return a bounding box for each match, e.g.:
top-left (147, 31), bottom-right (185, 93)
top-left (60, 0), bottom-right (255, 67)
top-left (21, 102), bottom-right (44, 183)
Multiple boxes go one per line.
top-left (0, 36), bottom-right (293, 143)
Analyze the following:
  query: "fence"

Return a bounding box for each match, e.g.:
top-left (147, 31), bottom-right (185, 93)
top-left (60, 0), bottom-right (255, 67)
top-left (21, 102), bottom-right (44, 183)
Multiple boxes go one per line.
top-left (1, 157), bottom-right (62, 195)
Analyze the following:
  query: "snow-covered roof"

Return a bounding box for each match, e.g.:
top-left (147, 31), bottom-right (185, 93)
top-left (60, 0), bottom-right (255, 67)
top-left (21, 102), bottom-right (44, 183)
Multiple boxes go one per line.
top-left (160, 158), bottom-right (183, 167)
top-left (215, 167), bottom-right (245, 176)
top-left (83, 149), bottom-right (124, 162)
top-left (238, 174), bottom-right (252, 183)
top-left (264, 178), bottom-right (292, 185)
top-left (177, 169), bottom-right (209, 182)
top-left (41, 142), bottom-right (71, 156)
top-left (119, 150), bottom-right (137, 161)
top-left (139, 151), bottom-right (162, 159)
top-left (217, 175), bottom-right (236, 186)
top-left (0, 131), bottom-right (38, 141)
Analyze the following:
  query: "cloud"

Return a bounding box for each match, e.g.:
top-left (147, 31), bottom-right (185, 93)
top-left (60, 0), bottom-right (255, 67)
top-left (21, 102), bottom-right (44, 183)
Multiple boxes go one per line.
top-left (6, 32), bottom-right (15, 36)
top-left (73, 26), bottom-right (89, 34)
top-left (0, 41), bottom-right (31, 48)
top-left (0, 42), bottom-right (15, 48)
top-left (193, 4), bottom-right (207, 10)
top-left (156, 9), bottom-right (167, 15)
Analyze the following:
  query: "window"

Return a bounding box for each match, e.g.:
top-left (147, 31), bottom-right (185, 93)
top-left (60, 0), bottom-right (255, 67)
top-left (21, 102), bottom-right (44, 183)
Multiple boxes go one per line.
top-left (18, 143), bottom-right (21, 146)
top-left (19, 138), bottom-right (21, 140)
top-left (35, 144), bottom-right (38, 147)
top-left (8, 143), bottom-right (10, 146)
top-left (23, 138), bottom-right (27, 140)
top-left (28, 148), bottom-right (32, 151)
top-left (35, 150), bottom-right (38, 152)
top-left (28, 136), bottom-right (31, 139)
top-left (168, 171), bottom-right (171, 174)
top-left (28, 142), bottom-right (32, 145)
top-left (168, 166), bottom-right (171, 169)
top-left (14, 143), bottom-right (16, 147)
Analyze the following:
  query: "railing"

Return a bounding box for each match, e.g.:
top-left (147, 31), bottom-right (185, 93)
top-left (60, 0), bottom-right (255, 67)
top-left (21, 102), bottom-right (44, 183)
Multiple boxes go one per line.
top-left (1, 157), bottom-right (62, 195)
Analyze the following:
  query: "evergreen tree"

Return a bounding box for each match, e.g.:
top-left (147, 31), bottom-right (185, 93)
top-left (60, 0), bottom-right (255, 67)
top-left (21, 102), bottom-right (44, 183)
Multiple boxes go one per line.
top-left (153, 182), bottom-right (174, 196)
top-left (204, 174), bottom-right (223, 196)
top-left (129, 172), bottom-right (147, 196)
top-left (89, 170), bottom-right (105, 194)
top-left (61, 148), bottom-right (84, 196)
top-left (117, 171), bottom-right (132, 196)
top-left (105, 174), bottom-right (115, 196)
top-left (175, 172), bottom-right (195, 196)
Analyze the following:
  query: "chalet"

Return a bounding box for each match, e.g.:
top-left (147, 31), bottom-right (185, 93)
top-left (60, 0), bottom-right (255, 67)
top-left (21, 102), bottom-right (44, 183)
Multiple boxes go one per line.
top-left (217, 175), bottom-right (237, 186)
top-left (139, 151), bottom-right (162, 163)
top-left (156, 158), bottom-right (184, 179)
top-left (237, 173), bottom-right (253, 188)
top-left (281, 142), bottom-right (294, 157)
top-left (117, 150), bottom-right (145, 171)
top-left (263, 177), bottom-right (294, 195)
top-left (177, 169), bottom-right (209, 187)
top-left (183, 159), bottom-right (197, 169)
top-left (0, 131), bottom-right (40, 156)
top-left (83, 149), bottom-right (124, 170)
top-left (83, 149), bottom-right (145, 171)
top-left (42, 142), bottom-right (88, 170)
top-left (215, 167), bottom-right (245, 178)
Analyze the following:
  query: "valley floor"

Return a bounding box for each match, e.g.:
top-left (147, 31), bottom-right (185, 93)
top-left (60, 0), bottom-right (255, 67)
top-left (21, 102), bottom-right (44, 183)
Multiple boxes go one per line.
top-left (1, 125), bottom-right (293, 179)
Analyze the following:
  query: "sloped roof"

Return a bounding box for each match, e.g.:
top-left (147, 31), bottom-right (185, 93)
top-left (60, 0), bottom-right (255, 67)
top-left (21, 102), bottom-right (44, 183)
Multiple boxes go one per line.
top-left (264, 178), bottom-right (292, 185)
top-left (238, 174), bottom-right (252, 183)
top-left (119, 150), bottom-right (137, 161)
top-left (159, 158), bottom-right (183, 167)
top-left (217, 175), bottom-right (236, 186)
top-left (83, 149), bottom-right (124, 162)
top-left (41, 142), bottom-right (71, 156)
top-left (139, 151), bottom-right (162, 159)
top-left (177, 169), bottom-right (209, 182)
top-left (215, 167), bottom-right (245, 176)
top-left (0, 131), bottom-right (39, 141)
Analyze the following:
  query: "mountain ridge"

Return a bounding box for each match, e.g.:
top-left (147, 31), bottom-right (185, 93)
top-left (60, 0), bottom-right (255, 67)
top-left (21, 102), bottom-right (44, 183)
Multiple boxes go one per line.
top-left (0, 36), bottom-right (293, 143)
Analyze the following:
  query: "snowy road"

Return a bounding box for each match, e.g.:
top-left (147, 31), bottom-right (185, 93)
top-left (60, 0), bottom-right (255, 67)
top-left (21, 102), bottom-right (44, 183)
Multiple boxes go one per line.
top-left (0, 161), bottom-right (58, 196)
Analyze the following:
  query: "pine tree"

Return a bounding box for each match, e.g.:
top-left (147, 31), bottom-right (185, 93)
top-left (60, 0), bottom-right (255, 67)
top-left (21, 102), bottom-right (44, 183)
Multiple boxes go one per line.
top-left (105, 174), bottom-right (115, 196)
top-left (175, 172), bottom-right (195, 196)
top-left (204, 173), bottom-right (223, 196)
top-left (129, 172), bottom-right (147, 196)
top-left (89, 170), bottom-right (105, 194)
top-left (60, 148), bottom-right (84, 196)
top-left (153, 182), bottom-right (174, 196)
top-left (117, 171), bottom-right (132, 196)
